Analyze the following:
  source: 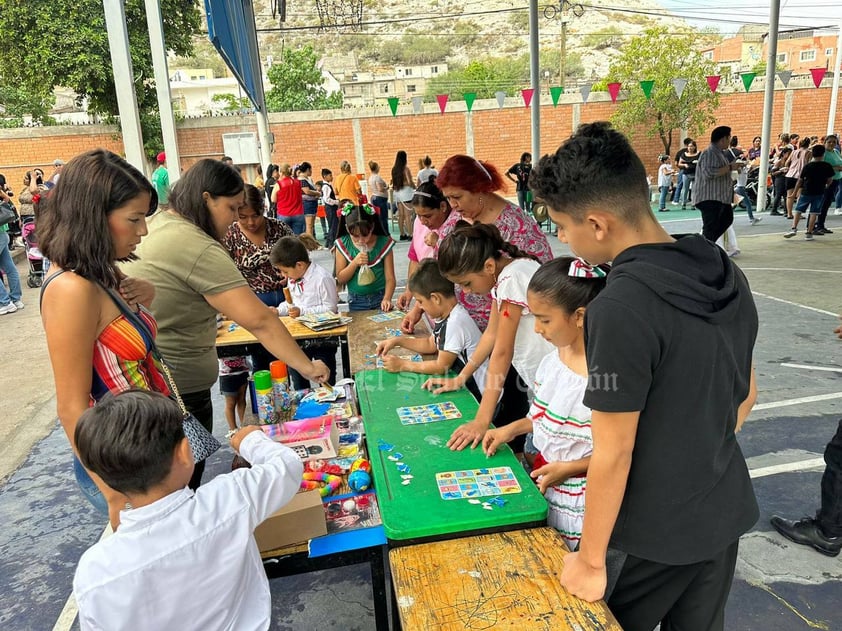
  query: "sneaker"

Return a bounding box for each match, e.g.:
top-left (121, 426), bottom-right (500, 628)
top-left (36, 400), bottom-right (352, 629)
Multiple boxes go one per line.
top-left (13, 300), bottom-right (23, 310)
top-left (769, 210), bottom-right (783, 216)
top-left (751, 217), bottom-right (762, 225)
top-left (812, 228), bottom-right (825, 236)
top-left (770, 515), bottom-right (842, 557)
top-left (727, 249), bottom-right (740, 258)
top-left (0, 303), bottom-right (17, 315)
top-left (822, 228), bottom-right (833, 234)
top-left (784, 228), bottom-right (797, 238)
top-left (805, 232), bottom-right (814, 240)
top-left (670, 201), bottom-right (679, 206)
top-left (658, 208), bottom-right (670, 212)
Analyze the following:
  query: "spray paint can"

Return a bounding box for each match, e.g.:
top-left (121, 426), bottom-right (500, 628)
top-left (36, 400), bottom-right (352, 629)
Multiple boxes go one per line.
top-left (253, 370), bottom-right (275, 425)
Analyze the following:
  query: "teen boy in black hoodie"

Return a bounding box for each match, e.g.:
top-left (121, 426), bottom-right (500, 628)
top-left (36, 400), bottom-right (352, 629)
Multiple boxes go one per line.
top-left (531, 122), bottom-right (759, 631)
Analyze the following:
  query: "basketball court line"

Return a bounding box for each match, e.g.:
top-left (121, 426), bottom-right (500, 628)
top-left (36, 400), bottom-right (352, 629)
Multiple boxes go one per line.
top-left (753, 392), bottom-right (842, 411)
top-left (751, 291), bottom-right (838, 317)
top-left (781, 363), bottom-right (842, 373)
top-left (749, 458), bottom-right (826, 479)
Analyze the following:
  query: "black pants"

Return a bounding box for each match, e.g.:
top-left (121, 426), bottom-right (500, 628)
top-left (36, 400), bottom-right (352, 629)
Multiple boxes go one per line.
top-left (181, 388), bottom-right (214, 490)
top-left (770, 176), bottom-right (787, 213)
top-left (607, 540), bottom-right (739, 631)
top-left (288, 341), bottom-right (338, 390)
top-left (696, 200), bottom-right (734, 243)
top-left (818, 418), bottom-right (842, 536)
top-left (491, 365), bottom-right (529, 453)
top-left (816, 180), bottom-right (839, 230)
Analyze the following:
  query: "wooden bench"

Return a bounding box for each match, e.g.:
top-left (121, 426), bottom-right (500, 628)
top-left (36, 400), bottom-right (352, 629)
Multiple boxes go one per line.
top-left (390, 527), bottom-right (622, 630)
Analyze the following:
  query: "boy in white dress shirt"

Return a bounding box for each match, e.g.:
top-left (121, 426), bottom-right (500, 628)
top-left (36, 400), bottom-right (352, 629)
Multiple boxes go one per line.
top-left (270, 235), bottom-right (340, 389)
top-left (73, 390), bottom-right (303, 631)
top-left (375, 258), bottom-right (488, 400)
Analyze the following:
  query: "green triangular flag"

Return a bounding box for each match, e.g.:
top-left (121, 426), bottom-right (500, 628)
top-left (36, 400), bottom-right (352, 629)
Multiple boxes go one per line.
top-left (741, 72), bottom-right (756, 93)
top-left (387, 97), bottom-right (399, 116)
top-left (550, 86), bottom-right (564, 106)
top-left (464, 92), bottom-right (477, 111)
top-left (640, 80), bottom-right (655, 99)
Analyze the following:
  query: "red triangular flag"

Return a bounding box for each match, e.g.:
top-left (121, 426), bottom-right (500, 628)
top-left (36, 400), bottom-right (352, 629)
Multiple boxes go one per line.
top-left (436, 94), bottom-right (449, 114)
top-left (810, 68), bottom-right (827, 88)
top-left (521, 88), bottom-right (534, 108)
top-left (706, 75), bottom-right (721, 93)
top-left (607, 82), bottom-right (621, 103)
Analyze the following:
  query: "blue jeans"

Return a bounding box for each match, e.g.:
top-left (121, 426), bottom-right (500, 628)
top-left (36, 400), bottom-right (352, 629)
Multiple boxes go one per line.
top-left (278, 214), bottom-right (305, 235)
top-left (681, 175), bottom-right (695, 206)
top-left (735, 185), bottom-right (754, 220)
top-left (255, 289), bottom-right (285, 308)
top-left (371, 196), bottom-right (390, 234)
top-left (74, 455), bottom-right (109, 515)
top-left (0, 232), bottom-right (22, 306)
top-left (349, 290), bottom-right (384, 311)
top-left (672, 171), bottom-right (685, 202)
top-left (658, 185), bottom-right (670, 210)
top-left (795, 193), bottom-right (824, 215)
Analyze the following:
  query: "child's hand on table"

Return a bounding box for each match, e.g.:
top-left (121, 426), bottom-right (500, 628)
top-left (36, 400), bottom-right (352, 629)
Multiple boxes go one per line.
top-left (531, 461), bottom-right (574, 494)
top-left (288, 306), bottom-right (301, 318)
top-left (400, 309), bottom-right (421, 334)
top-left (306, 359), bottom-right (331, 384)
top-left (229, 425), bottom-right (262, 453)
top-left (380, 298), bottom-right (393, 312)
top-left (375, 338), bottom-right (398, 356)
top-left (396, 289), bottom-right (413, 311)
top-left (482, 426), bottom-right (515, 457)
top-left (423, 375), bottom-right (464, 394)
top-left (447, 419), bottom-right (489, 451)
top-left (381, 355), bottom-right (405, 373)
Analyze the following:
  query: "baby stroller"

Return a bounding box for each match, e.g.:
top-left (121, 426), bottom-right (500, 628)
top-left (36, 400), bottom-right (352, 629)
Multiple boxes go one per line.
top-left (21, 216), bottom-right (44, 288)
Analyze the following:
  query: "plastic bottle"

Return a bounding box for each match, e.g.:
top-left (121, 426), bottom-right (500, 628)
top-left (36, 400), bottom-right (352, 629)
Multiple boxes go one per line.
top-left (253, 370), bottom-right (275, 425)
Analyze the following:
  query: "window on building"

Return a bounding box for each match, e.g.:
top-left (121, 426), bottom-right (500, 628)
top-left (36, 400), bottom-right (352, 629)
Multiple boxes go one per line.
top-left (431, 66), bottom-right (438, 73)
top-left (702, 51), bottom-right (713, 60)
top-left (407, 85), bottom-right (416, 92)
top-left (382, 84), bottom-right (389, 93)
top-left (826, 48), bottom-right (834, 57)
top-left (405, 68), bottom-right (413, 76)
top-left (800, 50), bottom-right (816, 62)
top-left (776, 52), bottom-right (788, 64)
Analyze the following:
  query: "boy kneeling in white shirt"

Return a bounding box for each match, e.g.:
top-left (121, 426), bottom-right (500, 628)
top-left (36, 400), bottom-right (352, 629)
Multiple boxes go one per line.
top-left (271, 235), bottom-right (340, 389)
top-left (73, 390), bottom-right (303, 631)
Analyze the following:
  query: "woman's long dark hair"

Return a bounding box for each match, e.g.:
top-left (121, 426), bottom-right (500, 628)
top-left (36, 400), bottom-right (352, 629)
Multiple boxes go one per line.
top-left (39, 149), bottom-right (156, 288)
top-left (412, 180), bottom-right (450, 213)
top-left (168, 159), bottom-right (243, 240)
top-left (391, 150), bottom-right (409, 190)
top-left (437, 221), bottom-right (536, 278)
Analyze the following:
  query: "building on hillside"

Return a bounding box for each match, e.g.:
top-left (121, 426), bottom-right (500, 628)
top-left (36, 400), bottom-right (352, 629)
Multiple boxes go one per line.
top-left (338, 63), bottom-right (448, 107)
top-left (700, 25), bottom-right (766, 86)
top-left (771, 28), bottom-right (838, 74)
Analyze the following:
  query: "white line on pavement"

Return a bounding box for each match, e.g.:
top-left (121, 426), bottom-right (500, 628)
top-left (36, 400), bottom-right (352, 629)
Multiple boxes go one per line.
top-left (749, 458), bottom-right (825, 479)
top-left (751, 291), bottom-right (839, 317)
top-left (781, 363), bottom-right (842, 373)
top-left (754, 392), bottom-right (842, 410)
top-left (742, 268), bottom-right (842, 274)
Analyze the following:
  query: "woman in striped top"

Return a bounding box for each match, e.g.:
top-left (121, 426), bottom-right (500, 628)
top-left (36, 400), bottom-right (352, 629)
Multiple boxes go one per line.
top-left (482, 256), bottom-right (609, 550)
top-left (39, 150), bottom-right (166, 527)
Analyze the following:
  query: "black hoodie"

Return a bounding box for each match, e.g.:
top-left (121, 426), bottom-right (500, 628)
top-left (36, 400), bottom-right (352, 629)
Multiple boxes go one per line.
top-left (583, 234), bottom-right (759, 565)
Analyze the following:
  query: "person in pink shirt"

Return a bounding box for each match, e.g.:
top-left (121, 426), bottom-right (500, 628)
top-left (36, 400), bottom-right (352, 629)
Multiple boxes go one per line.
top-left (396, 180), bottom-right (452, 310)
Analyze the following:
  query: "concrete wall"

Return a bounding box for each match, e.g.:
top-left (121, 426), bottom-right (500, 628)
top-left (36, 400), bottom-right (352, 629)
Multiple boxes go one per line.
top-left (1, 85), bottom-right (840, 193)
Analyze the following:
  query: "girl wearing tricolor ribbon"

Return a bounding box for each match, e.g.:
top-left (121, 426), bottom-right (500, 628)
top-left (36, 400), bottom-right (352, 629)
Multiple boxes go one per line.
top-left (483, 256), bottom-right (609, 551)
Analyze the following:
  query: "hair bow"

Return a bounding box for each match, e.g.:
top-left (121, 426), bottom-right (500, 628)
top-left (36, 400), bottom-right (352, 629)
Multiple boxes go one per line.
top-left (361, 203), bottom-right (375, 216)
top-left (341, 202), bottom-right (356, 216)
top-left (32, 194), bottom-right (41, 204)
top-left (568, 258), bottom-right (608, 279)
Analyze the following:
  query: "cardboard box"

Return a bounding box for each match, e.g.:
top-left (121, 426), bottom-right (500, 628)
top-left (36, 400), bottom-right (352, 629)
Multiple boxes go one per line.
top-left (255, 489), bottom-right (327, 552)
top-left (260, 415), bottom-right (339, 461)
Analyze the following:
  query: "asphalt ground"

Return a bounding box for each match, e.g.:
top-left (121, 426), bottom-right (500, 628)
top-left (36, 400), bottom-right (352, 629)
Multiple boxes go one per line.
top-left (1, 205), bottom-right (841, 630)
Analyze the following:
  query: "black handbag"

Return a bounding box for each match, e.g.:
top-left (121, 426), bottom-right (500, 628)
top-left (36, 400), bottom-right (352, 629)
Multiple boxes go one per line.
top-left (0, 201), bottom-right (17, 228)
top-left (102, 285), bottom-right (222, 462)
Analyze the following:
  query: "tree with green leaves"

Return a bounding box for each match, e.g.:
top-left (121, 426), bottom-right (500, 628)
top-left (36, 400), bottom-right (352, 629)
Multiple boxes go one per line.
top-left (0, 0), bottom-right (200, 153)
top-left (605, 27), bottom-right (719, 155)
top-left (266, 46), bottom-right (343, 112)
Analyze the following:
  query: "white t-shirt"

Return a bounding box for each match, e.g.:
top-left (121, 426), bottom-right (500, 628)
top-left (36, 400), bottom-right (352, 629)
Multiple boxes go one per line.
top-left (417, 167), bottom-right (438, 186)
top-left (491, 258), bottom-right (554, 392)
top-left (658, 163), bottom-right (673, 187)
top-left (433, 303), bottom-right (487, 394)
top-left (73, 432), bottom-right (303, 631)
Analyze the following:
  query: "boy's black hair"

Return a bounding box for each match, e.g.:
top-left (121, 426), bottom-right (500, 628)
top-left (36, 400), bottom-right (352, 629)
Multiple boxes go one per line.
top-left (336, 204), bottom-right (388, 238)
top-left (408, 258), bottom-right (455, 298)
top-left (321, 168), bottom-right (332, 177)
top-left (75, 390), bottom-right (185, 495)
top-left (528, 256), bottom-right (609, 313)
top-left (270, 235), bottom-right (311, 267)
top-left (438, 221), bottom-right (536, 277)
top-left (811, 145), bottom-right (826, 158)
top-left (710, 126), bottom-right (732, 144)
top-left (530, 121), bottom-right (650, 225)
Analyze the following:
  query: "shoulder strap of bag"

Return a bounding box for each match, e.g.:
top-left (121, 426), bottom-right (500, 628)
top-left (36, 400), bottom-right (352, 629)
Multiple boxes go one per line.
top-left (38, 270), bottom-right (67, 311)
top-left (99, 284), bottom-right (189, 416)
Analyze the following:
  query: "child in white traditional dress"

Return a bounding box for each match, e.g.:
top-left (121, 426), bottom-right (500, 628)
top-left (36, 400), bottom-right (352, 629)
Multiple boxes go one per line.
top-left (482, 256), bottom-right (609, 550)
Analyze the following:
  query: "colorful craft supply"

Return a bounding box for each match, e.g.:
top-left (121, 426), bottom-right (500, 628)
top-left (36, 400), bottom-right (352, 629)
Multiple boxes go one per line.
top-left (253, 370), bottom-right (275, 425)
top-left (301, 472), bottom-right (342, 497)
top-left (350, 458), bottom-right (372, 474)
top-left (348, 470), bottom-right (372, 492)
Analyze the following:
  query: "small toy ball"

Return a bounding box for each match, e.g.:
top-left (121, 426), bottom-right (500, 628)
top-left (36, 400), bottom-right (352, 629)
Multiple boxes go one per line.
top-left (348, 470), bottom-right (372, 492)
top-left (350, 458), bottom-right (372, 474)
top-left (342, 499), bottom-right (357, 512)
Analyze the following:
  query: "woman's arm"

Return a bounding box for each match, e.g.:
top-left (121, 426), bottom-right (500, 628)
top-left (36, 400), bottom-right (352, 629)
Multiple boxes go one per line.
top-left (206, 286), bottom-right (329, 382)
top-left (397, 259), bottom-right (418, 310)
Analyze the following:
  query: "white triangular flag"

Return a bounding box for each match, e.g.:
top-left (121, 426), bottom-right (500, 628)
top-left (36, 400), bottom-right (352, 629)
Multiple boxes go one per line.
top-left (579, 83), bottom-right (592, 103)
top-left (412, 96), bottom-right (423, 114)
top-left (672, 78), bottom-right (688, 99)
top-left (777, 71), bottom-right (792, 87)
top-left (495, 91), bottom-right (506, 108)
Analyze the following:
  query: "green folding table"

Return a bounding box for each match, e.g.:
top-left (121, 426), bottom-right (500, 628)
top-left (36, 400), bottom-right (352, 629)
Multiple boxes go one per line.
top-left (356, 369), bottom-right (547, 545)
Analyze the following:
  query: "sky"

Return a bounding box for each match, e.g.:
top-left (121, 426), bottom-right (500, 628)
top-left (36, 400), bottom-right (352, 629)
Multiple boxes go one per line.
top-left (658, 0), bottom-right (842, 35)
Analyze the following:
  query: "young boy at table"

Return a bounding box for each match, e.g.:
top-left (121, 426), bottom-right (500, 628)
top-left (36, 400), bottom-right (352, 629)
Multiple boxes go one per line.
top-left (375, 258), bottom-right (487, 399)
top-left (72, 390), bottom-right (303, 631)
top-left (270, 235), bottom-right (339, 389)
top-left (530, 122), bottom-right (759, 631)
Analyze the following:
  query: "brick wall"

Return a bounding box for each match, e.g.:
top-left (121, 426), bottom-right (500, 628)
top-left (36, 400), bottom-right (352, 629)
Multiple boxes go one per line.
top-left (1, 85), bottom-right (840, 194)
